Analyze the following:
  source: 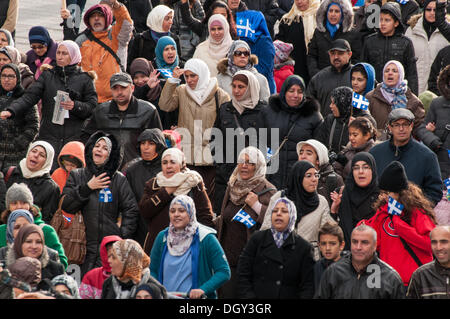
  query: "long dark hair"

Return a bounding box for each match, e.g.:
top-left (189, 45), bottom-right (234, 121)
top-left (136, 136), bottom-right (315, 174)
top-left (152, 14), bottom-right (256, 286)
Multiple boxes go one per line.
top-left (203, 1), bottom-right (238, 39)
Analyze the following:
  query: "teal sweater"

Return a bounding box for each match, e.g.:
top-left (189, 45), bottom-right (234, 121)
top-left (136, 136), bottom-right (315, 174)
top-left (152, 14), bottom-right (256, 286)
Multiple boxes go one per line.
top-left (0, 206), bottom-right (68, 269)
top-left (150, 224), bottom-right (230, 299)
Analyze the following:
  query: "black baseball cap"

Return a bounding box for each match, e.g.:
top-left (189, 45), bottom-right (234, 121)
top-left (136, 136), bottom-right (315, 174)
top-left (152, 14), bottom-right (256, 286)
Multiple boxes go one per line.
top-left (328, 39), bottom-right (352, 52)
top-left (110, 72), bottom-right (132, 88)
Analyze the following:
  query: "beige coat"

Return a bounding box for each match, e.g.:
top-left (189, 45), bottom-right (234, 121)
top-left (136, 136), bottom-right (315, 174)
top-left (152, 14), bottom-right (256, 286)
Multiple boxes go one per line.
top-left (159, 79), bottom-right (230, 166)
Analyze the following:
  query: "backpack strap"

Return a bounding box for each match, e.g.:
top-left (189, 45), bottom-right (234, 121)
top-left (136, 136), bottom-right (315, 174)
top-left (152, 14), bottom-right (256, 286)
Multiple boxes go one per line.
top-left (85, 29), bottom-right (125, 72)
top-left (4, 166), bottom-right (16, 184)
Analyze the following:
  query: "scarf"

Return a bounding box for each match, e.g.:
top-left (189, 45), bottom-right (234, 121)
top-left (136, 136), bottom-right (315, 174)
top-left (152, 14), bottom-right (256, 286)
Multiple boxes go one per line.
top-left (280, 75), bottom-right (306, 109)
top-left (228, 146), bottom-right (267, 205)
top-left (146, 5), bottom-right (174, 33)
top-left (34, 56), bottom-right (52, 79)
top-left (13, 224), bottom-right (45, 259)
top-left (6, 209), bottom-right (34, 244)
top-left (270, 197), bottom-right (297, 248)
top-left (58, 40), bottom-right (82, 65)
top-left (111, 268), bottom-right (152, 299)
top-left (19, 141), bottom-right (54, 179)
top-left (281, 0), bottom-right (320, 46)
top-left (380, 61), bottom-right (408, 109)
top-left (206, 14), bottom-right (233, 61)
top-left (184, 58), bottom-right (217, 105)
top-left (230, 70), bottom-right (260, 115)
top-left (422, 16), bottom-right (437, 40)
top-left (227, 40), bottom-right (254, 76)
top-left (325, 3), bottom-right (343, 38)
top-left (155, 36), bottom-right (179, 77)
top-left (112, 239), bottom-right (150, 285)
top-left (167, 195), bottom-right (199, 256)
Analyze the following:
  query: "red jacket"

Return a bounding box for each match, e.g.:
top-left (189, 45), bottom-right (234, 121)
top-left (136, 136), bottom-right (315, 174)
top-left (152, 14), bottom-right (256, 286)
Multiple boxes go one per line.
top-left (358, 204), bottom-right (435, 285)
top-left (274, 63), bottom-right (294, 93)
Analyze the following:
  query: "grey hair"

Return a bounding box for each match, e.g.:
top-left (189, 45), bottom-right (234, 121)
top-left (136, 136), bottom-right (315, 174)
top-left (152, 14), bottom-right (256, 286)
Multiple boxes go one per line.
top-left (352, 224), bottom-right (377, 242)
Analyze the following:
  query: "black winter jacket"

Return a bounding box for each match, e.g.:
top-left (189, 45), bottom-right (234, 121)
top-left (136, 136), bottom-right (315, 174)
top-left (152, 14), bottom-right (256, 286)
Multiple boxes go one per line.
top-left (262, 95), bottom-right (323, 189)
top-left (62, 131), bottom-right (140, 274)
top-left (315, 253), bottom-right (406, 299)
top-left (428, 45), bottom-right (450, 96)
top-left (407, 260), bottom-right (450, 299)
top-left (237, 229), bottom-right (315, 299)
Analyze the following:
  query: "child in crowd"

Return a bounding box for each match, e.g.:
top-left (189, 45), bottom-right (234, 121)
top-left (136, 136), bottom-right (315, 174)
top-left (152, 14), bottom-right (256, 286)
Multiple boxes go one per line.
top-left (273, 40), bottom-right (295, 93)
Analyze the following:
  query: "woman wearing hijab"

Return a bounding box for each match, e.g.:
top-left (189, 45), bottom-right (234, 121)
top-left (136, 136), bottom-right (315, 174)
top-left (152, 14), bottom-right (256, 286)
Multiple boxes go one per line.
top-left (3, 141), bottom-right (60, 223)
top-left (61, 131), bottom-right (140, 276)
top-left (0, 63), bottom-right (39, 171)
top-left (0, 46), bottom-right (35, 89)
top-left (215, 146), bottom-right (276, 298)
top-left (276, 0), bottom-right (320, 84)
top-left (237, 197), bottom-right (315, 299)
top-left (150, 195), bottom-right (231, 299)
top-left (1, 40), bottom-right (98, 171)
top-left (193, 14), bottom-right (233, 77)
top-left (0, 29), bottom-right (14, 48)
top-left (262, 75), bottom-right (323, 190)
top-left (330, 152), bottom-right (380, 249)
top-left (261, 161), bottom-right (335, 260)
top-left (366, 60), bottom-right (425, 141)
top-left (216, 40), bottom-right (270, 102)
top-left (51, 274), bottom-right (81, 299)
top-left (101, 239), bottom-right (167, 299)
top-left (405, 0), bottom-right (448, 94)
top-left (4, 224), bottom-right (64, 282)
top-left (25, 26), bottom-right (58, 79)
top-left (159, 58), bottom-right (230, 199)
top-left (139, 147), bottom-right (215, 254)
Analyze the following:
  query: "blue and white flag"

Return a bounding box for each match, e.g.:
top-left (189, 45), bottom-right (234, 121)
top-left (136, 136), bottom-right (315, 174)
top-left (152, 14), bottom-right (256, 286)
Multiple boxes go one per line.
top-left (396, 0), bottom-right (409, 4)
top-left (352, 92), bottom-right (369, 110)
top-left (388, 196), bottom-right (404, 216)
top-left (447, 149), bottom-right (450, 159)
top-left (99, 188), bottom-right (113, 203)
top-left (232, 208), bottom-right (256, 228)
top-left (237, 18), bottom-right (256, 39)
top-left (355, 0), bottom-right (365, 6)
top-left (157, 69), bottom-right (173, 79)
top-left (445, 178), bottom-right (450, 200)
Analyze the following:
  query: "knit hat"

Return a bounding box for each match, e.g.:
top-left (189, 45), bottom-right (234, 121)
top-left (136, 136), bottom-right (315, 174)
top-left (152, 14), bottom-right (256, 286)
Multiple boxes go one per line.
top-left (8, 257), bottom-right (42, 288)
top-left (273, 40), bottom-right (293, 65)
top-left (28, 26), bottom-right (52, 46)
top-left (330, 86), bottom-right (353, 118)
top-left (379, 161), bottom-right (409, 193)
top-left (135, 283), bottom-right (163, 299)
top-left (5, 183), bottom-right (34, 210)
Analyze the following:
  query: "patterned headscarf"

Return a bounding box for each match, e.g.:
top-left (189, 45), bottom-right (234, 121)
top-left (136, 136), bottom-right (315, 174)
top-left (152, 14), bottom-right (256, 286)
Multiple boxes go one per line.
top-left (51, 274), bottom-right (81, 299)
top-left (269, 197), bottom-right (297, 248)
top-left (167, 195), bottom-right (199, 256)
top-left (381, 60), bottom-right (408, 109)
top-left (112, 239), bottom-right (150, 284)
top-left (227, 40), bottom-right (253, 76)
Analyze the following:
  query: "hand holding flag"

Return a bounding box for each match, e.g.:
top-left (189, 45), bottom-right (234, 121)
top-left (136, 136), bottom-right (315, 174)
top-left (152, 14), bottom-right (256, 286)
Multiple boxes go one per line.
top-left (232, 208), bottom-right (256, 229)
top-left (352, 92), bottom-right (369, 111)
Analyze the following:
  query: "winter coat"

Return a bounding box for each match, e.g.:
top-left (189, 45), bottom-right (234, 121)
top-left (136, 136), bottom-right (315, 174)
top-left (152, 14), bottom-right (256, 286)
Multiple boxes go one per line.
top-left (428, 45), bottom-right (450, 96)
top-left (397, 0), bottom-right (420, 27)
top-left (333, 139), bottom-right (376, 181)
top-left (216, 57), bottom-right (271, 103)
top-left (407, 260), bottom-right (450, 299)
top-left (159, 79), bottom-right (230, 166)
top-left (358, 204), bottom-right (435, 286)
top-left (315, 253), bottom-right (405, 298)
top-left (313, 251), bottom-right (350, 292)
top-left (405, 14), bottom-right (449, 94)
top-left (51, 141), bottom-right (86, 193)
top-left (369, 138), bottom-right (443, 206)
top-left (122, 0), bottom-right (152, 34)
top-left (150, 224), bottom-right (231, 299)
top-left (274, 61), bottom-right (295, 93)
top-left (306, 0), bottom-right (362, 78)
top-left (237, 229), bottom-right (315, 299)
top-left (79, 235), bottom-right (122, 299)
top-left (216, 180), bottom-right (277, 268)
top-left (305, 63), bottom-right (353, 117)
top-left (18, 63), bottom-right (35, 89)
top-left (25, 39), bottom-right (57, 75)
top-left (317, 163), bottom-right (344, 207)
top-left (352, 4), bottom-right (378, 45)
top-left (4, 166), bottom-right (60, 223)
top-left (76, 4), bottom-right (133, 103)
top-left (436, 0), bottom-right (450, 41)
top-left (366, 84), bottom-right (425, 140)
top-left (139, 177), bottom-right (215, 255)
top-left (61, 131), bottom-right (140, 275)
top-left (6, 64), bottom-right (97, 170)
top-left (81, 96), bottom-right (163, 169)
top-left (192, 41), bottom-right (225, 78)
top-left (262, 95), bottom-right (323, 189)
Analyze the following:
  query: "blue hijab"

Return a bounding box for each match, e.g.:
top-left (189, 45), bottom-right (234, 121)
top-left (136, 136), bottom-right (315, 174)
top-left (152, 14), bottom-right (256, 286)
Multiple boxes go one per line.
top-left (325, 3), bottom-right (343, 38)
top-left (6, 209), bottom-right (34, 244)
top-left (351, 63), bottom-right (376, 96)
top-left (155, 36), bottom-right (179, 78)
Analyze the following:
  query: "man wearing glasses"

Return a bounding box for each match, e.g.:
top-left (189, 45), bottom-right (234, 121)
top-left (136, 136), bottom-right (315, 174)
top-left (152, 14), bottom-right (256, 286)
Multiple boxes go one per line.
top-left (369, 108), bottom-right (442, 206)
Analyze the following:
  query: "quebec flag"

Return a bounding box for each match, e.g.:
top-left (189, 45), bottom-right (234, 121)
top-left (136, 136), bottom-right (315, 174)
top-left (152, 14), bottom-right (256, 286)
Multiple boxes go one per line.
top-left (352, 92), bottom-right (369, 110)
top-left (232, 208), bottom-right (256, 228)
top-left (236, 17), bottom-right (256, 39)
top-left (444, 178), bottom-right (450, 192)
top-left (99, 188), bottom-right (113, 203)
top-left (157, 69), bottom-right (173, 79)
top-left (388, 196), bottom-right (404, 216)
top-left (396, 0), bottom-right (409, 4)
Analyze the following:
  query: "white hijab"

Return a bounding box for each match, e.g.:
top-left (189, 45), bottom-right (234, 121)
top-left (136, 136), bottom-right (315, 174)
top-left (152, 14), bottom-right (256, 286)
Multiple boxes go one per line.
top-left (206, 14), bottom-right (233, 61)
top-left (231, 70), bottom-right (260, 114)
top-left (146, 5), bottom-right (174, 33)
top-left (184, 58), bottom-right (217, 106)
top-left (19, 141), bottom-right (55, 179)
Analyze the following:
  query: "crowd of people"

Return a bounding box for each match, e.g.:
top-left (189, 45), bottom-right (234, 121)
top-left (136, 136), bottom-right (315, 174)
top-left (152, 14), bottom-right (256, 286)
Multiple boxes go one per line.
top-left (0, 0), bottom-right (448, 300)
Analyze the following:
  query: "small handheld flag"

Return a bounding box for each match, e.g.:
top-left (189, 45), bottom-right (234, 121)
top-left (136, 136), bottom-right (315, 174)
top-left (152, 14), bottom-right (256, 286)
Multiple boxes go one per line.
top-left (396, 0), bottom-right (409, 4)
top-left (157, 69), bottom-right (173, 78)
top-left (352, 92), bottom-right (369, 111)
top-left (232, 208), bottom-right (256, 228)
top-left (99, 188), bottom-right (113, 203)
top-left (388, 196), bottom-right (404, 216)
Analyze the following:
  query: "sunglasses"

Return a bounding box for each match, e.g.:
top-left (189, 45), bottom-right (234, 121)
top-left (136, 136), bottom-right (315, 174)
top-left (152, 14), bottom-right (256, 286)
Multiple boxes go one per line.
top-left (30, 44), bottom-right (47, 50)
top-left (234, 50), bottom-right (250, 57)
top-left (425, 8), bottom-right (436, 11)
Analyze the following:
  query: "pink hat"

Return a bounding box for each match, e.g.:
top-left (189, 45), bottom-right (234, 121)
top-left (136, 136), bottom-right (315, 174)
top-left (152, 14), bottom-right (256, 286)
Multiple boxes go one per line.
top-left (273, 40), bottom-right (293, 65)
top-left (59, 40), bottom-right (82, 65)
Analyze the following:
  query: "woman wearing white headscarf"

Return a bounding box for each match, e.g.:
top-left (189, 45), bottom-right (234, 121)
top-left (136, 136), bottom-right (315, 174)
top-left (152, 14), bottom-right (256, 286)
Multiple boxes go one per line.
top-left (3, 141), bottom-right (60, 223)
top-left (366, 60), bottom-right (425, 141)
top-left (159, 58), bottom-right (230, 200)
top-left (150, 195), bottom-right (230, 299)
top-left (193, 14), bottom-right (233, 77)
top-left (139, 147), bottom-right (215, 254)
top-left (236, 197), bottom-right (315, 299)
top-left (215, 146), bottom-right (276, 298)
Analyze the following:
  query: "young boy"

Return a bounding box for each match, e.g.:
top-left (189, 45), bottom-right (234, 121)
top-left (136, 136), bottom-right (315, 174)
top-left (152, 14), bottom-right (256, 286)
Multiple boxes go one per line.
top-left (361, 2), bottom-right (418, 95)
top-left (314, 222), bottom-right (346, 291)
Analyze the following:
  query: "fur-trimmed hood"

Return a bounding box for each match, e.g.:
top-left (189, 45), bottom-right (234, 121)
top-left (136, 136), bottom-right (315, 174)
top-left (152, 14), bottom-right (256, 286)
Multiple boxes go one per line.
top-left (6, 243), bottom-right (50, 269)
top-left (315, 0), bottom-right (354, 32)
top-left (269, 94), bottom-right (320, 118)
top-left (437, 64), bottom-right (450, 100)
top-left (407, 12), bottom-right (450, 29)
top-left (216, 55), bottom-right (259, 75)
top-left (85, 131), bottom-right (123, 178)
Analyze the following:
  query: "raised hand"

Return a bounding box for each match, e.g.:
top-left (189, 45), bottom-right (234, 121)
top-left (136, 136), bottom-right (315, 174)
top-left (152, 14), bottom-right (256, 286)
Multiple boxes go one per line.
top-left (147, 69), bottom-right (161, 89)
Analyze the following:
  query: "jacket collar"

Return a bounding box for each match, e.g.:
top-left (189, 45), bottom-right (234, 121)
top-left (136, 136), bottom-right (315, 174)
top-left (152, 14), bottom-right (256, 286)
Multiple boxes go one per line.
top-left (109, 96), bottom-right (139, 114)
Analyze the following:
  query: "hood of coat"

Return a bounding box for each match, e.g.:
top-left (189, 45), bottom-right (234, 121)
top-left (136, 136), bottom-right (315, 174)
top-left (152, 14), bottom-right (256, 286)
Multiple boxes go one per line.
top-left (100, 235), bottom-right (122, 273)
top-left (438, 64), bottom-right (450, 100)
top-left (136, 128), bottom-right (167, 156)
top-left (216, 55), bottom-right (259, 75)
top-left (85, 131), bottom-right (123, 178)
top-left (83, 4), bottom-right (113, 31)
top-left (57, 141), bottom-right (86, 170)
top-left (315, 0), bottom-right (354, 33)
top-left (269, 94), bottom-right (320, 117)
top-left (380, 1), bottom-right (405, 33)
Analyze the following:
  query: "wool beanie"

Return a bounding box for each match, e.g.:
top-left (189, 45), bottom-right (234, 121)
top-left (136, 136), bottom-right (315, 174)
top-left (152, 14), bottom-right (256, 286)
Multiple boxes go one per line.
top-left (8, 257), bottom-right (42, 288)
top-left (273, 40), bottom-right (293, 65)
top-left (379, 161), bottom-right (409, 193)
top-left (5, 183), bottom-right (34, 209)
top-left (330, 86), bottom-right (353, 118)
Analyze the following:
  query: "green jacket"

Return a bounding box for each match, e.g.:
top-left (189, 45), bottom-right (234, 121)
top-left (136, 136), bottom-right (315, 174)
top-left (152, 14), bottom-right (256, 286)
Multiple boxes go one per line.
top-left (0, 205), bottom-right (68, 269)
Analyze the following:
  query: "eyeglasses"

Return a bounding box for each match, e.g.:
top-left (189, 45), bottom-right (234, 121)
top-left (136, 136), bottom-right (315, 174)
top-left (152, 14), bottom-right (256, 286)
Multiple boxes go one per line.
top-left (234, 50), bottom-right (250, 57)
top-left (425, 8), bottom-right (436, 12)
top-left (304, 173), bottom-right (320, 179)
top-left (30, 44), bottom-right (46, 50)
top-left (391, 122), bottom-right (412, 129)
top-left (238, 161), bottom-right (256, 167)
top-left (352, 165), bottom-right (371, 172)
top-left (0, 74), bottom-right (16, 80)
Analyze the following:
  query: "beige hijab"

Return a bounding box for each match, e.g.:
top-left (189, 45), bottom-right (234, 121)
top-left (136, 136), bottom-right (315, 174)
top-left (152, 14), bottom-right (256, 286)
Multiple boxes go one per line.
top-left (281, 0), bottom-right (320, 47)
top-left (231, 70), bottom-right (260, 115)
top-left (206, 14), bottom-right (233, 61)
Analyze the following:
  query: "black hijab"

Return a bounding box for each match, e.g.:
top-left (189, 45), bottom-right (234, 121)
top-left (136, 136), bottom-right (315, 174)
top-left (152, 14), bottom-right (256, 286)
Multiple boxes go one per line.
top-left (422, 0), bottom-right (437, 40)
top-left (279, 75), bottom-right (306, 111)
top-left (284, 160), bottom-right (320, 224)
top-left (338, 152), bottom-right (379, 249)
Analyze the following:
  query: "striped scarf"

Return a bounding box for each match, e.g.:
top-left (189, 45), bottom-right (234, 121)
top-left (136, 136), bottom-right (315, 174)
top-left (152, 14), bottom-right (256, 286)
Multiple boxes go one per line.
top-left (381, 81), bottom-right (408, 109)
